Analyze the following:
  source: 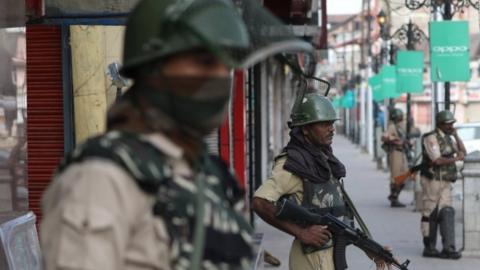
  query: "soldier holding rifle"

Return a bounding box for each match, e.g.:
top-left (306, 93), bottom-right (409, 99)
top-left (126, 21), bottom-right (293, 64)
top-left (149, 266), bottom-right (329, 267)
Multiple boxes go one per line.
top-left (381, 108), bottom-right (410, 208)
top-left (252, 92), bottom-right (400, 270)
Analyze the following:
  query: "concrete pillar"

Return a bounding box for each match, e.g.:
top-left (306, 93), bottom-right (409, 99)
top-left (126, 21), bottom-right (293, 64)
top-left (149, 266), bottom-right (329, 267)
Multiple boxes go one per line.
top-left (71, 26), bottom-right (108, 144)
top-left (70, 25), bottom-right (124, 144)
top-left (462, 151), bottom-right (480, 257)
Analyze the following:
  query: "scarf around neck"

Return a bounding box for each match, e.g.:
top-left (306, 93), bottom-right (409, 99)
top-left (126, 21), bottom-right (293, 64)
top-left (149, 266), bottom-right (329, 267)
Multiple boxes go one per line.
top-left (283, 127), bottom-right (346, 183)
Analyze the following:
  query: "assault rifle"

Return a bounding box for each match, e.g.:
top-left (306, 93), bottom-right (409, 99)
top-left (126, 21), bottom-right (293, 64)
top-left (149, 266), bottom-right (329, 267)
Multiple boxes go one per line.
top-left (275, 198), bottom-right (410, 270)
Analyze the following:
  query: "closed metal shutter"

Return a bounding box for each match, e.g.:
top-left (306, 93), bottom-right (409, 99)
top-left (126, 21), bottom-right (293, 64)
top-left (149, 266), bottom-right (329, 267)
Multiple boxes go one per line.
top-left (26, 25), bottom-right (64, 223)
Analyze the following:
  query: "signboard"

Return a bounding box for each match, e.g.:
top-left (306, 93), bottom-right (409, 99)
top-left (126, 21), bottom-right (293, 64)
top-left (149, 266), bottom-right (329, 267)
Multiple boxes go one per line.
top-left (332, 97), bottom-right (341, 108)
top-left (381, 65), bottom-right (400, 98)
top-left (45, 0), bottom-right (140, 15)
top-left (341, 90), bottom-right (356, 108)
top-left (429, 21), bottom-right (470, 82)
top-left (368, 75), bottom-right (383, 101)
top-left (396, 50), bottom-right (424, 93)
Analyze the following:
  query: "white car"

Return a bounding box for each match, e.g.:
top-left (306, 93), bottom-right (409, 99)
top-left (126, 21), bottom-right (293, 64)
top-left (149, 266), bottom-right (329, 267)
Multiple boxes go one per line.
top-left (455, 122), bottom-right (480, 154)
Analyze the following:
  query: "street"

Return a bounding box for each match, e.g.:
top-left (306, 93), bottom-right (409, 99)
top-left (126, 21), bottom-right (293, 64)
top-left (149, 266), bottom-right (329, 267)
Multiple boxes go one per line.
top-left (255, 135), bottom-right (480, 270)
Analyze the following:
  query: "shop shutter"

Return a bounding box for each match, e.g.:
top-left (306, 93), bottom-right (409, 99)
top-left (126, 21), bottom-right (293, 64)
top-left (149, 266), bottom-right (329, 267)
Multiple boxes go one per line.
top-left (26, 25), bottom-right (64, 223)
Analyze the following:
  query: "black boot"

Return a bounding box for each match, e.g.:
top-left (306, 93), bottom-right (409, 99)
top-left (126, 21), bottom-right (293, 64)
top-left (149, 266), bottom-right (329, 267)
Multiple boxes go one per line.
top-left (439, 248), bottom-right (461, 260)
top-left (389, 184), bottom-right (405, 207)
top-left (422, 237), bottom-right (440, 258)
top-left (390, 199), bottom-right (406, 208)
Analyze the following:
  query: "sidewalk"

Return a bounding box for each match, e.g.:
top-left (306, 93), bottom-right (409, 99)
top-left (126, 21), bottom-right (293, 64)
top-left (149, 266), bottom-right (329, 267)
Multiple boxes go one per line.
top-left (255, 135), bottom-right (480, 270)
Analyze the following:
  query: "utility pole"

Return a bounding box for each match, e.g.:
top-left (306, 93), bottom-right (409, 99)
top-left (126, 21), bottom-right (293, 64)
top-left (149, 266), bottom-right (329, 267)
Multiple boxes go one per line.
top-left (431, 4), bottom-right (444, 127)
top-left (359, 0), bottom-right (367, 150)
top-left (443, 2), bottom-right (453, 110)
top-left (406, 21), bottom-right (415, 137)
top-left (366, 0), bottom-right (374, 155)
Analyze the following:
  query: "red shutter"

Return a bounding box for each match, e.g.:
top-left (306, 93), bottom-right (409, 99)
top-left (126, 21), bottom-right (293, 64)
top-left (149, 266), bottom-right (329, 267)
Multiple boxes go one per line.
top-left (232, 70), bottom-right (246, 189)
top-left (26, 25), bottom-right (64, 223)
top-left (219, 115), bottom-right (230, 165)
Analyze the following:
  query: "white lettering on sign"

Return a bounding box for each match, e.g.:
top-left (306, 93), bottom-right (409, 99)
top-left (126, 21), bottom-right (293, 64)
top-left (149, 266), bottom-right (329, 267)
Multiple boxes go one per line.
top-left (383, 78), bottom-right (396, 83)
top-left (432, 46), bottom-right (468, 54)
top-left (398, 68), bottom-right (422, 74)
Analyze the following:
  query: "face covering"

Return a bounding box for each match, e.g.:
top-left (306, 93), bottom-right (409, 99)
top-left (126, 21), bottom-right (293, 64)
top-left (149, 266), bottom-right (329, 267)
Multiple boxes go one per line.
top-left (136, 75), bottom-right (232, 136)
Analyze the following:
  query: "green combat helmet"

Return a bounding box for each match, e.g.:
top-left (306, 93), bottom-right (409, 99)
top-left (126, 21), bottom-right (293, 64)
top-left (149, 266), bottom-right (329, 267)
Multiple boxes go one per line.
top-left (290, 94), bottom-right (339, 127)
top-left (121, 0), bottom-right (313, 77)
top-left (436, 110), bottom-right (456, 124)
top-left (390, 108), bottom-right (404, 122)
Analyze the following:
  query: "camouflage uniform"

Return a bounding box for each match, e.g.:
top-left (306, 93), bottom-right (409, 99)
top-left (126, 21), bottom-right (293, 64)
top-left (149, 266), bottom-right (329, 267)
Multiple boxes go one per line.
top-left (41, 131), bottom-right (252, 270)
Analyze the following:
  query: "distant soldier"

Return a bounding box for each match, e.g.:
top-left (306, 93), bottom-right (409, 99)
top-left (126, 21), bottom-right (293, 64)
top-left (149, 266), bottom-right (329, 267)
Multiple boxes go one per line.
top-left (420, 110), bottom-right (465, 259)
top-left (381, 108), bottom-right (409, 207)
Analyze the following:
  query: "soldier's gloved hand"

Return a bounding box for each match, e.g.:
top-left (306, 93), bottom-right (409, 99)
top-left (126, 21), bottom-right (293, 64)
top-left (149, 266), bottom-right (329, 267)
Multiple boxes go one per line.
top-left (297, 225), bottom-right (332, 247)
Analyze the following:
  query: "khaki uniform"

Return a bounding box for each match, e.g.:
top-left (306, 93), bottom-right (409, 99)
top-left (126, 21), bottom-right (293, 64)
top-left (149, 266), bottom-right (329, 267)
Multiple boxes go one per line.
top-left (254, 156), bottom-right (335, 270)
top-left (420, 130), bottom-right (457, 237)
top-left (383, 122), bottom-right (408, 182)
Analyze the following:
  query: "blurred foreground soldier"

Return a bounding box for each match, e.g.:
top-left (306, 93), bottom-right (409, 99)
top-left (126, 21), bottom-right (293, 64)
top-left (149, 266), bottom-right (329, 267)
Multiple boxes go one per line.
top-left (252, 94), bottom-right (391, 270)
top-left (381, 108), bottom-right (408, 207)
top-left (40, 0), bottom-right (312, 269)
top-left (420, 110), bottom-right (466, 259)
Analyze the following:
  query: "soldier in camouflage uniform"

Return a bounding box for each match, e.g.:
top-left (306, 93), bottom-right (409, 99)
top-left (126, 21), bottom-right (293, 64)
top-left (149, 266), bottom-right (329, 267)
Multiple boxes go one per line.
top-left (420, 110), bottom-right (466, 259)
top-left (39, 0), bottom-right (312, 269)
top-left (381, 108), bottom-right (409, 207)
top-left (252, 94), bottom-right (391, 270)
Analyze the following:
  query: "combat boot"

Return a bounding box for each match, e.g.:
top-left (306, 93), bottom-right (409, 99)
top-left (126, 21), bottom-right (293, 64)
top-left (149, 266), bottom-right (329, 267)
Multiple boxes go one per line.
top-left (390, 198), bottom-right (406, 208)
top-left (439, 248), bottom-right (461, 260)
top-left (422, 237), bottom-right (440, 258)
top-left (388, 184), bottom-right (405, 207)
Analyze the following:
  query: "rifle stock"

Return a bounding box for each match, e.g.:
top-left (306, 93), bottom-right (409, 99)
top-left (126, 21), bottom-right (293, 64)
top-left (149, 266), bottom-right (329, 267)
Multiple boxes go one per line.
top-left (275, 199), bottom-right (410, 270)
top-left (394, 171), bottom-right (416, 187)
top-left (394, 162), bottom-right (427, 187)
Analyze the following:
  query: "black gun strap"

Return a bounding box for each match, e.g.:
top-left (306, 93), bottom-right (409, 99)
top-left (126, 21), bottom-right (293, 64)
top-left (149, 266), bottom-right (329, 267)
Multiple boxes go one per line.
top-left (336, 179), bottom-right (372, 239)
top-left (333, 235), bottom-right (349, 270)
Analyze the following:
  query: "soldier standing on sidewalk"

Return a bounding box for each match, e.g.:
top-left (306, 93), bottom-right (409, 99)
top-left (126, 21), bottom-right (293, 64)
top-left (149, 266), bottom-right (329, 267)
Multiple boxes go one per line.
top-left (420, 110), bottom-right (465, 259)
top-left (381, 108), bottom-right (409, 207)
top-left (252, 93), bottom-right (392, 270)
top-left (39, 0), bottom-right (312, 269)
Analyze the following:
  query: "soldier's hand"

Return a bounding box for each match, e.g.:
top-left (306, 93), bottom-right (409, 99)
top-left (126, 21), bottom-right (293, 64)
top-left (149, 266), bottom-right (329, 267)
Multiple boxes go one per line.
top-left (297, 225), bottom-right (332, 247)
top-left (456, 151), bottom-right (465, 161)
top-left (367, 246), bottom-right (394, 270)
